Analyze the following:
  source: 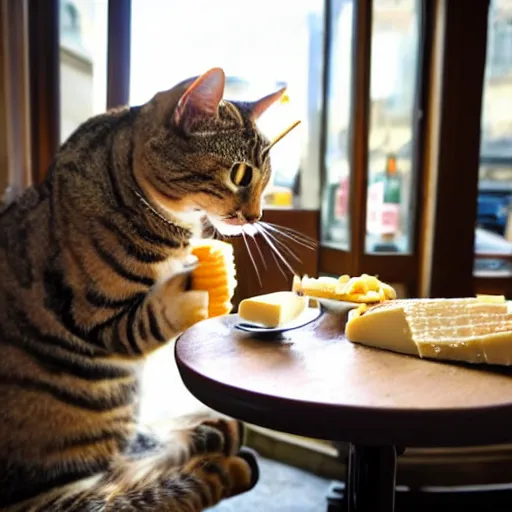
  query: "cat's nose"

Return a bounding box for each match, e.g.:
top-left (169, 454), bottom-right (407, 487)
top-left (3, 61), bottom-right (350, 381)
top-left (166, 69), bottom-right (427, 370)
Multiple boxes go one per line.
top-left (244, 213), bottom-right (261, 224)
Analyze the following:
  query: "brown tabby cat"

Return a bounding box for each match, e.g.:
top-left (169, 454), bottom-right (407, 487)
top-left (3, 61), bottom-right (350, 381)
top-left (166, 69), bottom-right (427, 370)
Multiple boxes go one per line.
top-left (0, 67), bottom-right (286, 511)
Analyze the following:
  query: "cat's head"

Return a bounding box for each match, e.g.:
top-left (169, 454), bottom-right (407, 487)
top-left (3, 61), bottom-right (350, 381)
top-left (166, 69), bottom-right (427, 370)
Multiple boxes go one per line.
top-left (136, 67), bottom-right (292, 236)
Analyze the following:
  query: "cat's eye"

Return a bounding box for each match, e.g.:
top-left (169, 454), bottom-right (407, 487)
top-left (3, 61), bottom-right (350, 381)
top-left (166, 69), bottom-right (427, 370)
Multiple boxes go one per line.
top-left (230, 163), bottom-right (253, 187)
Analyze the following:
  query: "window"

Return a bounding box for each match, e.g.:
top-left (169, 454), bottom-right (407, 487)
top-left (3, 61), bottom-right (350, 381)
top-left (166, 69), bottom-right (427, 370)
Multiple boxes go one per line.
top-left (59, 0), bottom-right (108, 142)
top-left (320, 0), bottom-right (424, 295)
top-left (321, 0), bottom-right (422, 253)
top-left (130, 0), bottom-right (325, 209)
top-left (365, 0), bottom-right (421, 254)
top-left (474, 0), bottom-right (512, 278)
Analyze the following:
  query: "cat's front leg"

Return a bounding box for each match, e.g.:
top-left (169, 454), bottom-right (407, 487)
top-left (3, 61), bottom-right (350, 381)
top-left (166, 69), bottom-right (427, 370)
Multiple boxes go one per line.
top-left (89, 269), bottom-right (208, 357)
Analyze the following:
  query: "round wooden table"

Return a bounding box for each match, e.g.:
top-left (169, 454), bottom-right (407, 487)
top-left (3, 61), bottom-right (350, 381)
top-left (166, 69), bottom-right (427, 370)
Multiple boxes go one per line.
top-left (175, 312), bottom-right (512, 512)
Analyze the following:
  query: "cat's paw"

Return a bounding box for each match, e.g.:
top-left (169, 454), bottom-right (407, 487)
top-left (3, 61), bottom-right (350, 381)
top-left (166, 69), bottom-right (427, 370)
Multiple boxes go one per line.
top-left (183, 450), bottom-right (259, 504)
top-left (171, 412), bottom-right (245, 457)
top-left (190, 417), bottom-right (245, 457)
top-left (162, 271), bottom-right (209, 332)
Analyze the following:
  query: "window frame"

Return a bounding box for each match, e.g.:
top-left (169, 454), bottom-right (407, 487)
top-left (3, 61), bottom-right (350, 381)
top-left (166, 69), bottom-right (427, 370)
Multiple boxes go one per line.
top-left (0, 0), bottom-right (32, 202)
top-left (28, 0), bottom-right (60, 185)
top-left (107, 0), bottom-right (131, 109)
top-left (418, 0), bottom-right (491, 298)
top-left (319, 0), bottom-right (432, 297)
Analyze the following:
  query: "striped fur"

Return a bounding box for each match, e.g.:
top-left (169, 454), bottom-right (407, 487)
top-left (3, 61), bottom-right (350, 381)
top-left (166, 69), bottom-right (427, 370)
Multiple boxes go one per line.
top-left (0, 68), bottom-right (284, 510)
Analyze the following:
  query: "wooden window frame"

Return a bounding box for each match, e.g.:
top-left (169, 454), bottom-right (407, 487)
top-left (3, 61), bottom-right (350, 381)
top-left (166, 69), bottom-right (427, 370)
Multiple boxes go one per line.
top-left (1, 0), bottom-right (32, 202)
top-left (28, 0), bottom-right (60, 185)
top-left (26, 0), bottom-right (132, 184)
top-left (107, 0), bottom-right (131, 109)
top-left (419, 0), bottom-right (491, 298)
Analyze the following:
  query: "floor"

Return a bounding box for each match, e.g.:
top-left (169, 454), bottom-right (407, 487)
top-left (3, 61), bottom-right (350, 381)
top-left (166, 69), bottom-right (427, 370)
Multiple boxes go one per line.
top-left (210, 456), bottom-right (332, 512)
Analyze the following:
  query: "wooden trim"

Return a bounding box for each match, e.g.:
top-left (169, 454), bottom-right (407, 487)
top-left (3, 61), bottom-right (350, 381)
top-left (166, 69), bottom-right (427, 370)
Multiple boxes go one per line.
top-left (417, 0), bottom-right (444, 297)
top-left (474, 276), bottom-right (512, 297)
top-left (0, 0), bottom-right (32, 202)
top-left (474, 254), bottom-right (512, 261)
top-left (27, 0), bottom-right (60, 184)
top-left (410, 0), bottom-right (435, 295)
top-left (421, 0), bottom-right (490, 298)
top-left (348, 0), bottom-right (372, 272)
top-left (107, 0), bottom-right (131, 109)
top-left (318, 0), bottom-right (332, 196)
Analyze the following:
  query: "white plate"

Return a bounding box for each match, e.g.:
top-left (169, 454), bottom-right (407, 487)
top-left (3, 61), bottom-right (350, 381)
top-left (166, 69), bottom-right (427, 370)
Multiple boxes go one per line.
top-left (314, 298), bottom-right (361, 315)
top-left (234, 306), bottom-right (324, 335)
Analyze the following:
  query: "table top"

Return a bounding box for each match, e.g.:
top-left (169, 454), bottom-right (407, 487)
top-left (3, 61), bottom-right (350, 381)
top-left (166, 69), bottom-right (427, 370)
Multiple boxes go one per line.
top-left (175, 312), bottom-right (512, 448)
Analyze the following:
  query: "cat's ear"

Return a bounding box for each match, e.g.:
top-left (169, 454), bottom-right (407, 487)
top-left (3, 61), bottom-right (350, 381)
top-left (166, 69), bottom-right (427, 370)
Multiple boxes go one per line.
top-left (173, 67), bottom-right (225, 131)
top-left (249, 87), bottom-right (287, 120)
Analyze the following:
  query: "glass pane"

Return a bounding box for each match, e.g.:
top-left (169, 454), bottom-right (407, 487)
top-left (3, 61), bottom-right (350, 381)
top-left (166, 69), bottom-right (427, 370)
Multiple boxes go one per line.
top-left (474, 0), bottom-right (512, 277)
top-left (130, 0), bottom-right (324, 210)
top-left (59, 0), bottom-right (108, 143)
top-left (365, 0), bottom-right (421, 254)
top-left (321, 0), bottom-right (354, 250)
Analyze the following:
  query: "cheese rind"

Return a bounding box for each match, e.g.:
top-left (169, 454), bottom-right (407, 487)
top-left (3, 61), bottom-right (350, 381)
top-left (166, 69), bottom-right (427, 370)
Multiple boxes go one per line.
top-left (345, 298), bottom-right (512, 365)
top-left (238, 291), bottom-right (308, 328)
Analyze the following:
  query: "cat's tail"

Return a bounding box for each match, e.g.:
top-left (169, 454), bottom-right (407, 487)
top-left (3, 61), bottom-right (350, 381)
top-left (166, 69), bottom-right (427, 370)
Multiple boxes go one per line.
top-left (10, 448), bottom-right (259, 512)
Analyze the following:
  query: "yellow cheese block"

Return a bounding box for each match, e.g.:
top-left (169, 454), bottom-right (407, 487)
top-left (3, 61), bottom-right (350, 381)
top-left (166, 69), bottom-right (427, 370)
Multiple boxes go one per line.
top-left (345, 297), bottom-right (512, 365)
top-left (238, 291), bottom-right (308, 328)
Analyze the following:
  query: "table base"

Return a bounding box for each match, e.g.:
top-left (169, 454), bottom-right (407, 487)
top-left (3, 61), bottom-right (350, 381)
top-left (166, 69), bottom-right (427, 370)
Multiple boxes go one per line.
top-left (325, 444), bottom-right (512, 511)
top-left (347, 444), bottom-right (398, 511)
top-left (326, 444), bottom-right (399, 512)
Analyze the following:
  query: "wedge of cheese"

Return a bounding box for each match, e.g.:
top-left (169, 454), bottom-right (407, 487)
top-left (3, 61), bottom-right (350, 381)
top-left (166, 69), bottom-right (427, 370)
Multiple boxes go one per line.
top-left (345, 297), bottom-right (512, 365)
top-left (238, 291), bottom-right (308, 328)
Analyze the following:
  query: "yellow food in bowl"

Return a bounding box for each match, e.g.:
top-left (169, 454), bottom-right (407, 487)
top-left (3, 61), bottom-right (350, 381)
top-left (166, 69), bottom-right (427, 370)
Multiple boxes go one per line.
top-left (292, 273), bottom-right (396, 303)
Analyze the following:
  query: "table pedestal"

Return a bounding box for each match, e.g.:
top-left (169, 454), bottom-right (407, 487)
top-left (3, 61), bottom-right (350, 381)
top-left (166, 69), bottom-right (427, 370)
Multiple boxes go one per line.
top-left (327, 445), bottom-right (400, 512)
top-left (347, 445), bottom-right (398, 511)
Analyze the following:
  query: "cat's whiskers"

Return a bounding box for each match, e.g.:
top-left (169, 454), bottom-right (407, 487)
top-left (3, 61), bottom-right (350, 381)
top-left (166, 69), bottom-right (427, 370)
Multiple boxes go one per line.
top-left (246, 225), bottom-right (267, 270)
top-left (257, 224), bottom-right (301, 264)
top-left (259, 221), bottom-right (317, 249)
top-left (241, 227), bottom-right (262, 287)
top-left (256, 225), bottom-right (296, 276)
top-left (264, 234), bottom-right (289, 282)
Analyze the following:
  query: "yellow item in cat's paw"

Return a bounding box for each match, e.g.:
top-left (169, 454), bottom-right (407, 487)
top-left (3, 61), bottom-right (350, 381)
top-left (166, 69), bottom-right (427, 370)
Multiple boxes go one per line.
top-left (292, 273), bottom-right (396, 303)
top-left (190, 239), bottom-right (237, 318)
top-left (238, 291), bottom-right (308, 328)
